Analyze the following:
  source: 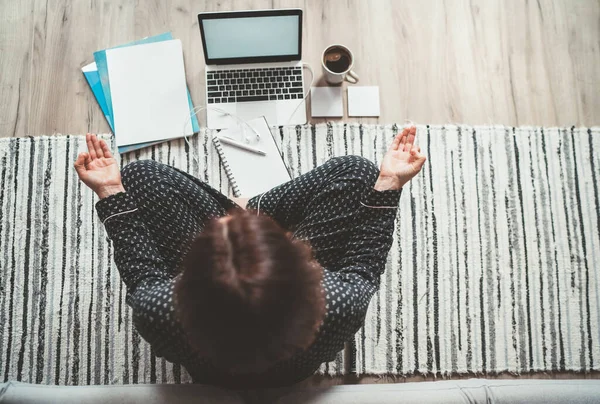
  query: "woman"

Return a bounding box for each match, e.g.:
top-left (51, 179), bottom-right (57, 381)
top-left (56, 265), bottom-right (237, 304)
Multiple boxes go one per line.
top-left (74, 127), bottom-right (425, 388)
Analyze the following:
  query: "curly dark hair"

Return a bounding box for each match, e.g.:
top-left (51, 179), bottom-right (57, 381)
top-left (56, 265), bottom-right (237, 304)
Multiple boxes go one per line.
top-left (174, 211), bottom-right (326, 373)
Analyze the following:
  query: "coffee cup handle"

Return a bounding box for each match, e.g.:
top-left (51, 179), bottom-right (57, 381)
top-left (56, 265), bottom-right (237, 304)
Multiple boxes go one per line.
top-left (345, 70), bottom-right (359, 84)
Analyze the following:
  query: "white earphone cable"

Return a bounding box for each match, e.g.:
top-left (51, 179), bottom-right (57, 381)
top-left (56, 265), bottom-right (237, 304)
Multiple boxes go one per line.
top-left (182, 63), bottom-right (314, 172)
top-left (182, 105), bottom-right (262, 168)
top-left (286, 63), bottom-right (314, 126)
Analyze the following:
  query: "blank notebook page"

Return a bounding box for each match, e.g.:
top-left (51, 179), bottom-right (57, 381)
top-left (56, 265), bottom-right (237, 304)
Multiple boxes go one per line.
top-left (106, 39), bottom-right (193, 146)
top-left (216, 117), bottom-right (291, 197)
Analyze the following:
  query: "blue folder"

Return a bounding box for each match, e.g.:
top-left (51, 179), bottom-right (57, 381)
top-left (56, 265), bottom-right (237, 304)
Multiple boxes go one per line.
top-left (82, 65), bottom-right (112, 130)
top-left (83, 32), bottom-right (199, 154)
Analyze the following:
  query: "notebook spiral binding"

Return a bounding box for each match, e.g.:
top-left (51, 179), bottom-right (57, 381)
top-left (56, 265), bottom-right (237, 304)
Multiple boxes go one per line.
top-left (212, 134), bottom-right (242, 197)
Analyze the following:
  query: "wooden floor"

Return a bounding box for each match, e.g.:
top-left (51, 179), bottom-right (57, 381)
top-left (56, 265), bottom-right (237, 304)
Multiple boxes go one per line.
top-left (1, 0), bottom-right (599, 138)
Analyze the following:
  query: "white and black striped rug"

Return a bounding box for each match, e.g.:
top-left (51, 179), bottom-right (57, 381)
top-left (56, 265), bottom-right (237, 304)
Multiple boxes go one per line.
top-left (1, 124), bottom-right (599, 385)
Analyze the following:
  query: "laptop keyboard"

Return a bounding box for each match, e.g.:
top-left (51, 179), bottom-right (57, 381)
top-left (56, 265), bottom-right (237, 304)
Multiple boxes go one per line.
top-left (206, 67), bottom-right (303, 104)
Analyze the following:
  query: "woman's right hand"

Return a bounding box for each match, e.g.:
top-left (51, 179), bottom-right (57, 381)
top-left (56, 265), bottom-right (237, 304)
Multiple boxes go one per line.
top-left (74, 134), bottom-right (125, 199)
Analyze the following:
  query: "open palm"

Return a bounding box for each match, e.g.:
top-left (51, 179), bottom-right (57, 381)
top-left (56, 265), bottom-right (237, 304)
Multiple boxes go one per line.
top-left (379, 126), bottom-right (427, 189)
top-left (74, 134), bottom-right (124, 198)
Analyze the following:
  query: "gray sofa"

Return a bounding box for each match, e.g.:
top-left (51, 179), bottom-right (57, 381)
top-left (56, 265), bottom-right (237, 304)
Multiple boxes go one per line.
top-left (2, 379), bottom-right (600, 403)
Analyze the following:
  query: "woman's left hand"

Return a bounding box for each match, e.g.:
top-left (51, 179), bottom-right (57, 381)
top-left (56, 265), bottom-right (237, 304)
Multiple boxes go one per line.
top-left (375, 126), bottom-right (427, 191)
top-left (74, 134), bottom-right (125, 199)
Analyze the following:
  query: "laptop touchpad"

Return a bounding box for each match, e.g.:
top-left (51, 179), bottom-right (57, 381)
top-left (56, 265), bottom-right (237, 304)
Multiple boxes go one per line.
top-left (237, 101), bottom-right (277, 124)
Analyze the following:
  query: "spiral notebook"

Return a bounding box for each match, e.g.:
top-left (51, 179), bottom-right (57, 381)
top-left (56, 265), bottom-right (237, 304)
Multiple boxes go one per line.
top-left (212, 117), bottom-right (292, 197)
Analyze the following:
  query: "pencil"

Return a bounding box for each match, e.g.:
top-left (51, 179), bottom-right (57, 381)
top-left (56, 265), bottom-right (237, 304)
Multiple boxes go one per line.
top-left (216, 136), bottom-right (266, 155)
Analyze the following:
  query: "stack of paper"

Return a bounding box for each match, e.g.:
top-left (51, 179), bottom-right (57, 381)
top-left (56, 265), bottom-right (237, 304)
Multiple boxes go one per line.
top-left (82, 32), bottom-right (199, 153)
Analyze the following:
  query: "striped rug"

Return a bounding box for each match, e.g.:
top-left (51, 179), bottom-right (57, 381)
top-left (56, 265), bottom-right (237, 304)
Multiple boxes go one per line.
top-left (1, 124), bottom-right (599, 385)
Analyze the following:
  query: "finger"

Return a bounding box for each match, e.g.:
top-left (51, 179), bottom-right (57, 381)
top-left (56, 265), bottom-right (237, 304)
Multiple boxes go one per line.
top-left (92, 134), bottom-right (104, 158)
top-left (99, 139), bottom-right (113, 159)
top-left (412, 144), bottom-right (421, 153)
top-left (404, 126), bottom-right (416, 152)
top-left (416, 153), bottom-right (427, 169)
top-left (397, 127), bottom-right (410, 150)
top-left (411, 150), bottom-right (427, 167)
top-left (74, 152), bottom-right (89, 175)
top-left (86, 134), bottom-right (97, 159)
top-left (410, 148), bottom-right (424, 160)
top-left (389, 132), bottom-right (403, 152)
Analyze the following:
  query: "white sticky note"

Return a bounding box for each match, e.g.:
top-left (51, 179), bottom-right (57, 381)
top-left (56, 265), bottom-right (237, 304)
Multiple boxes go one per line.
top-left (310, 87), bottom-right (343, 117)
top-left (106, 39), bottom-right (193, 146)
top-left (348, 86), bottom-right (380, 117)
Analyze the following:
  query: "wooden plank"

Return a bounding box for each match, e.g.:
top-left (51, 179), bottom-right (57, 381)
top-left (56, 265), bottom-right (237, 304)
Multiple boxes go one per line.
top-left (26, 0), bottom-right (135, 137)
top-left (0, 0), bottom-right (34, 137)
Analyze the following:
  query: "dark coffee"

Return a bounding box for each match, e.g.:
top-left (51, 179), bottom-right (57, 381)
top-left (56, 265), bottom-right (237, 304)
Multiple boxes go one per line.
top-left (324, 46), bottom-right (352, 73)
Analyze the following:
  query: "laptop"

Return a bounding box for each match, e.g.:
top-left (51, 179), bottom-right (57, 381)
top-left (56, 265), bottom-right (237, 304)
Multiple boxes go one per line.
top-left (198, 9), bottom-right (307, 129)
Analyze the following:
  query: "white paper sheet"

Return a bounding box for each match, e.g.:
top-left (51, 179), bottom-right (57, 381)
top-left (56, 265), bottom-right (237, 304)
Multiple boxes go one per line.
top-left (348, 86), bottom-right (380, 117)
top-left (106, 39), bottom-right (193, 146)
top-left (81, 62), bottom-right (97, 72)
top-left (216, 117), bottom-right (291, 197)
top-left (310, 87), bottom-right (343, 117)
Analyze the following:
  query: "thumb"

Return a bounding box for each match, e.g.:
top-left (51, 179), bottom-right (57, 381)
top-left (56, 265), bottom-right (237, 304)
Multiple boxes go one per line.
top-left (74, 152), bottom-right (89, 176)
top-left (411, 150), bottom-right (427, 168)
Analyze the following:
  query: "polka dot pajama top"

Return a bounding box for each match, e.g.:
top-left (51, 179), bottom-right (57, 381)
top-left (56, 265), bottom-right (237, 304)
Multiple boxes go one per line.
top-left (95, 155), bottom-right (401, 389)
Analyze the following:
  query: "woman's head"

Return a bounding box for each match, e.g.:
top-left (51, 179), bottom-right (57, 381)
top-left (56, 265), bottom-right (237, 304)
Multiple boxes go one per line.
top-left (174, 211), bottom-right (325, 373)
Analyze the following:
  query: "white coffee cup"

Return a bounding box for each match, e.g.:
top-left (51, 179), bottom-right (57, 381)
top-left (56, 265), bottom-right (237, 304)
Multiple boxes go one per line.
top-left (321, 44), bottom-right (359, 85)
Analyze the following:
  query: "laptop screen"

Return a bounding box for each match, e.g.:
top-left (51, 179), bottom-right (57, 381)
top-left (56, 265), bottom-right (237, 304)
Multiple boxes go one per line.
top-left (199, 9), bottom-right (302, 65)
